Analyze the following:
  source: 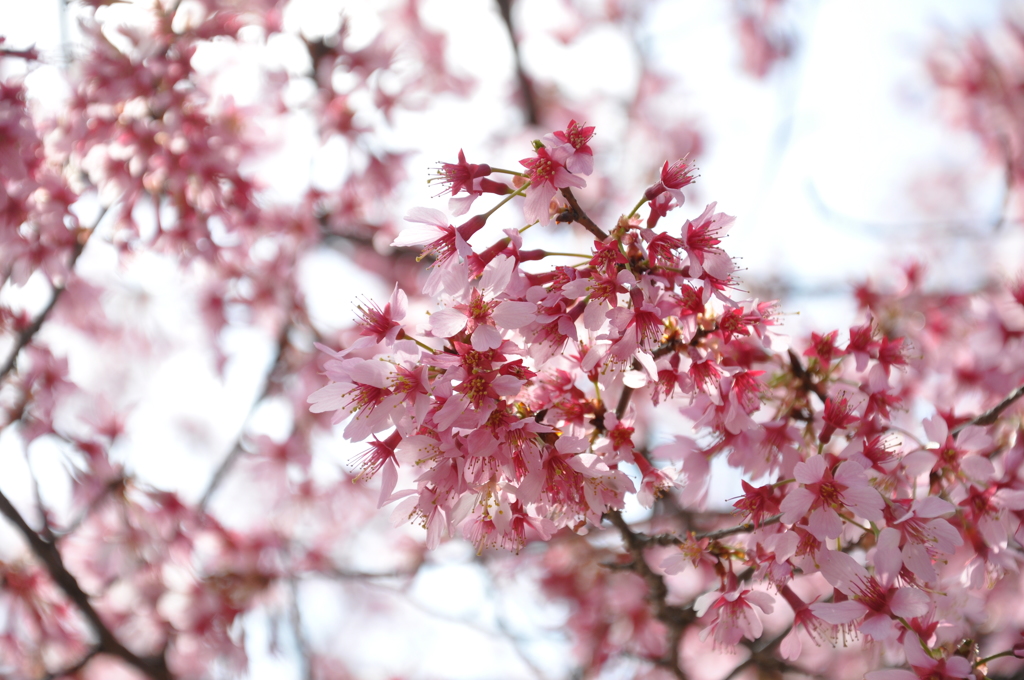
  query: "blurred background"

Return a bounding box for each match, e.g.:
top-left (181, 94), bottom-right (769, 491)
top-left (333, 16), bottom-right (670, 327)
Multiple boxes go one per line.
top-left (1, 0), bottom-right (1022, 678)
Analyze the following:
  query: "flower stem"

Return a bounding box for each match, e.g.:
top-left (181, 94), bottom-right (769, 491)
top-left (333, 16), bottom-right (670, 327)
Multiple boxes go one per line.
top-left (626, 196), bottom-right (647, 220)
top-left (489, 167), bottom-right (525, 176)
top-left (483, 181), bottom-right (530, 219)
top-left (976, 650), bottom-right (1017, 667)
top-left (541, 251), bottom-right (591, 258)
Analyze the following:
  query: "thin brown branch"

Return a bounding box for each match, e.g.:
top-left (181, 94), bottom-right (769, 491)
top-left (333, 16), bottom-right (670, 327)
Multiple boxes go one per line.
top-left (953, 382), bottom-right (1024, 435)
top-left (559, 188), bottom-right (609, 241)
top-left (0, 488), bottom-right (174, 680)
top-left (696, 513), bottom-right (783, 541)
top-left (289, 579), bottom-right (314, 680)
top-left (628, 513), bottom-right (783, 549)
top-left (199, 321), bottom-right (291, 511)
top-left (788, 349), bottom-right (828, 405)
top-left (807, 180), bottom-right (1020, 236)
top-left (494, 0), bottom-right (539, 126)
top-left (0, 210), bottom-right (105, 386)
top-left (607, 510), bottom-right (692, 680)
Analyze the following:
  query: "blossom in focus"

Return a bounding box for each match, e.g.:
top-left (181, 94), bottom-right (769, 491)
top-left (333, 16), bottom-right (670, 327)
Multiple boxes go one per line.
top-left (519, 144), bottom-right (586, 225)
top-left (779, 456), bottom-right (884, 540)
top-left (541, 119), bottom-right (596, 175)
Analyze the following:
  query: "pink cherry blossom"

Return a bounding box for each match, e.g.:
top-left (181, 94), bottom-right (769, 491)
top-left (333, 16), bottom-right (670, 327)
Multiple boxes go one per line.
top-left (694, 583), bottom-right (775, 647)
top-left (519, 144), bottom-right (586, 225)
top-left (779, 456), bottom-right (884, 540)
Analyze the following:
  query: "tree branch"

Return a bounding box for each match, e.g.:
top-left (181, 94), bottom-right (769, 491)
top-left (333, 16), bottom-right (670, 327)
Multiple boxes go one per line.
top-left (289, 579), bottom-right (314, 680)
top-left (199, 321), bottom-right (292, 511)
top-left (494, 0), bottom-right (539, 126)
top-left (607, 510), bottom-right (692, 680)
top-left (953, 382), bottom-right (1024, 435)
top-left (40, 645), bottom-right (100, 680)
top-left (560, 188), bottom-right (609, 241)
top-left (0, 210), bottom-right (105, 386)
top-left (0, 488), bottom-right (174, 680)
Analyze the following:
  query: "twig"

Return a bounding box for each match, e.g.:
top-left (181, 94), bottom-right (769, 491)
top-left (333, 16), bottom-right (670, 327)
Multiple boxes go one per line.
top-left (807, 180), bottom-right (1019, 237)
top-left (494, 0), bottom-right (539, 126)
top-left (0, 209), bottom-right (106, 386)
top-left (289, 579), bottom-right (314, 680)
top-left (199, 322), bottom-right (291, 511)
top-left (696, 513), bottom-right (783, 540)
top-left (559, 188), bottom-right (608, 241)
top-left (607, 511), bottom-right (692, 680)
top-left (0, 489), bottom-right (174, 680)
top-left (953, 382), bottom-right (1024, 435)
top-left (481, 565), bottom-right (551, 680)
top-left (40, 645), bottom-right (101, 680)
top-left (788, 349), bottom-right (827, 404)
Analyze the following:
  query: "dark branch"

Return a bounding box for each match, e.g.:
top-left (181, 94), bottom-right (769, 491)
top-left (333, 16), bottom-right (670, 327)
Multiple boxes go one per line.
top-left (199, 321), bottom-right (292, 511)
top-left (560, 188), bottom-right (609, 241)
top-left (0, 210), bottom-right (106, 386)
top-left (953, 382), bottom-right (1024, 435)
top-left (607, 511), bottom-right (692, 680)
top-left (494, 0), bottom-right (539, 126)
top-left (0, 489), bottom-right (174, 680)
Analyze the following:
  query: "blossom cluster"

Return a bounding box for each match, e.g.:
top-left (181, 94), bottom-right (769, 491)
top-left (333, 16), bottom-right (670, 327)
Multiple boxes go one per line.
top-left (312, 122), bottom-right (737, 549)
top-left (313, 123), bottom-right (1024, 679)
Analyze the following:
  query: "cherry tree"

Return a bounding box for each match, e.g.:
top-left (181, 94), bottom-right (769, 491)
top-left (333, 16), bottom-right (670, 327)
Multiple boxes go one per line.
top-left (1, 2), bottom-right (1024, 680)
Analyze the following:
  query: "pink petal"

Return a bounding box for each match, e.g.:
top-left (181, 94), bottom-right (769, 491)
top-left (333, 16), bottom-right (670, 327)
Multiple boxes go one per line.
top-left (902, 543), bottom-right (937, 583)
top-left (378, 460), bottom-right (398, 508)
top-left (902, 632), bottom-right (935, 669)
top-left (841, 484), bottom-right (885, 522)
top-left (874, 528), bottom-right (903, 585)
top-left (471, 324), bottom-right (503, 351)
top-left (744, 590), bottom-right (775, 614)
top-left (945, 657), bottom-right (973, 678)
top-left (491, 374), bottom-right (524, 397)
top-left (493, 300), bottom-right (537, 329)
top-left (794, 455), bottom-right (826, 484)
top-left (392, 223), bottom-right (445, 248)
top-left (480, 254), bottom-right (514, 294)
top-left (307, 382), bottom-right (349, 414)
top-left (865, 671), bottom-right (919, 680)
top-left (403, 206), bottom-right (448, 227)
top-left (859, 613), bottom-right (899, 641)
top-left (429, 308), bottom-right (467, 337)
top-left (807, 506), bottom-right (843, 540)
top-left (961, 455), bottom-right (995, 481)
top-left (779, 487), bottom-right (815, 525)
top-left (809, 600), bottom-right (868, 624)
top-left (922, 415), bottom-right (948, 444)
top-left (911, 495), bottom-right (955, 518)
top-left (817, 548), bottom-right (870, 592)
top-left (889, 587), bottom-right (930, 618)
top-left (694, 590), bottom-right (722, 618)
top-left (834, 459), bottom-right (870, 483)
top-left (523, 185), bottom-right (556, 225)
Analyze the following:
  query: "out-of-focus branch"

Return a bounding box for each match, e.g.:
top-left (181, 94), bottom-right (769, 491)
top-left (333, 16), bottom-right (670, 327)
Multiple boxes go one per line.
top-left (807, 180), bottom-right (1019, 237)
top-left (40, 645), bottom-right (100, 680)
top-left (698, 513), bottom-right (783, 540)
top-left (198, 321), bottom-right (291, 511)
top-left (0, 207), bottom-right (106, 386)
top-left (953, 382), bottom-right (1024, 435)
top-left (607, 510), bottom-right (692, 680)
top-left (0, 488), bottom-right (174, 680)
top-left (494, 0), bottom-right (539, 126)
top-left (289, 579), bottom-right (314, 680)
